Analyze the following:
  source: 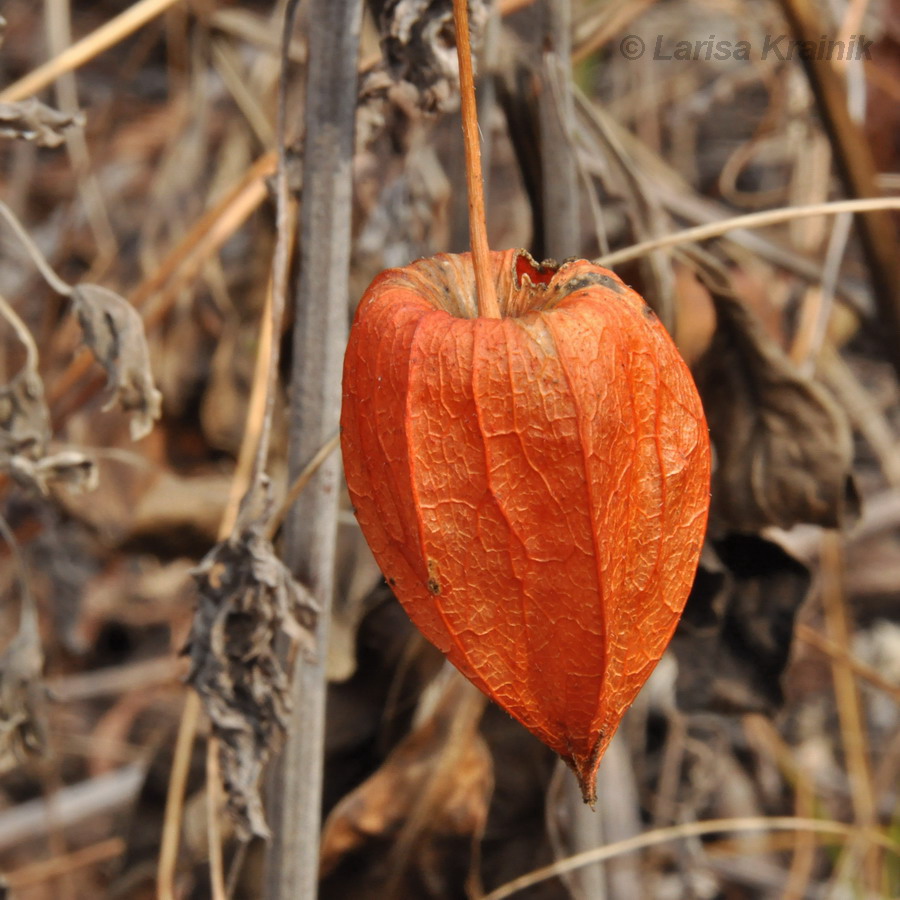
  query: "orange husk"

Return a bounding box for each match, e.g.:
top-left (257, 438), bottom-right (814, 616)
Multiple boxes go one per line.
top-left (341, 249), bottom-right (710, 802)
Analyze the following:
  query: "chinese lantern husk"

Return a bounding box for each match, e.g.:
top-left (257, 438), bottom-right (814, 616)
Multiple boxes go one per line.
top-left (341, 249), bottom-right (710, 802)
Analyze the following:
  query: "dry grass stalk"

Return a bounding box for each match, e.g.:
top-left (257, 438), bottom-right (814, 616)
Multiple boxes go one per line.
top-left (0, 0), bottom-right (185, 104)
top-left (482, 816), bottom-right (899, 900)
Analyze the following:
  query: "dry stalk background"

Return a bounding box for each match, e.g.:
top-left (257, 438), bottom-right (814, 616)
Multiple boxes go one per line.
top-left (0, 0), bottom-right (899, 898)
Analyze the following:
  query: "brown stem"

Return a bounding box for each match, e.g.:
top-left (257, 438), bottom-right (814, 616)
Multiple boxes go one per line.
top-left (453, 0), bottom-right (501, 318)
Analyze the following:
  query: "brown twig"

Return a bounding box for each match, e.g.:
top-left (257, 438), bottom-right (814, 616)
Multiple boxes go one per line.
top-left (47, 152), bottom-right (275, 417)
top-left (452, 0), bottom-right (500, 319)
top-left (795, 624), bottom-right (900, 703)
top-left (0, 0), bottom-right (184, 103)
top-left (741, 715), bottom-right (819, 900)
top-left (571, 0), bottom-right (657, 65)
top-left (157, 692), bottom-right (200, 900)
top-left (5, 837), bottom-right (125, 889)
top-left (819, 533), bottom-right (879, 893)
top-left (206, 736), bottom-right (227, 900)
top-left (47, 655), bottom-right (185, 701)
top-left (236, 3), bottom-right (298, 532)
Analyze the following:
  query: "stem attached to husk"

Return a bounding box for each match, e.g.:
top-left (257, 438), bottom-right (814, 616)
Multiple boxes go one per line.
top-left (452, 0), bottom-right (501, 319)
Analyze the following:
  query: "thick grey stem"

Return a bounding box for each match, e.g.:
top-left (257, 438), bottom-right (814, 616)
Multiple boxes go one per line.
top-left (263, 1), bottom-right (363, 897)
top-left (539, 0), bottom-right (579, 261)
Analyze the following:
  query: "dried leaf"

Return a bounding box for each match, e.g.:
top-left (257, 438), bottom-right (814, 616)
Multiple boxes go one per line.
top-left (70, 284), bottom-right (162, 440)
top-left (0, 367), bottom-right (50, 463)
top-left (672, 534), bottom-right (810, 713)
top-left (0, 99), bottom-right (84, 147)
top-left (359, 0), bottom-right (490, 145)
top-left (0, 295), bottom-right (97, 496)
top-left (369, 0), bottom-right (488, 113)
top-left (187, 519), bottom-right (319, 839)
top-left (7, 450), bottom-right (98, 495)
top-left (693, 261), bottom-right (857, 531)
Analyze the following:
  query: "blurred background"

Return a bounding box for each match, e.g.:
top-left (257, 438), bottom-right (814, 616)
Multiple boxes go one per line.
top-left (0, 0), bottom-right (899, 897)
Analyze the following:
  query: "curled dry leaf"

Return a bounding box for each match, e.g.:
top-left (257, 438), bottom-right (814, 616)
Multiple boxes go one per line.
top-left (359, 0), bottom-right (490, 144)
top-left (0, 296), bottom-right (97, 495)
top-left (672, 534), bottom-right (811, 713)
top-left (70, 285), bottom-right (163, 440)
top-left (693, 261), bottom-right (858, 532)
top-left (369, 0), bottom-right (488, 112)
top-left (0, 99), bottom-right (84, 148)
top-left (186, 520), bottom-right (319, 839)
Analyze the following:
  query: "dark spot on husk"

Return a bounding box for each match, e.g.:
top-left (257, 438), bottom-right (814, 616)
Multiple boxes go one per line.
top-left (560, 272), bottom-right (627, 296)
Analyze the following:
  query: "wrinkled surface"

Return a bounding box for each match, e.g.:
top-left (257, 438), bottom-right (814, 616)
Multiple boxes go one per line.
top-left (71, 284), bottom-right (163, 441)
top-left (341, 250), bottom-right (710, 799)
top-left (187, 518), bottom-right (319, 839)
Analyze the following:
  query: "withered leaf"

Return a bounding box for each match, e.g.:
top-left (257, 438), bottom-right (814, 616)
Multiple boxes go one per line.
top-left (8, 450), bottom-right (98, 496)
top-left (0, 367), bottom-right (50, 463)
top-left (70, 284), bottom-right (162, 440)
top-left (0, 298), bottom-right (96, 496)
top-left (672, 534), bottom-right (810, 713)
top-left (364, 0), bottom-right (489, 114)
top-left (693, 261), bottom-right (857, 531)
top-left (0, 99), bottom-right (83, 147)
top-left (187, 520), bottom-right (318, 840)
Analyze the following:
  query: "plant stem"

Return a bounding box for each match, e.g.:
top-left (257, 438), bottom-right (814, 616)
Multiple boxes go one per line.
top-left (262, 0), bottom-right (363, 897)
top-left (0, 0), bottom-right (183, 103)
top-left (452, 0), bottom-right (500, 319)
top-left (539, 0), bottom-right (579, 262)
